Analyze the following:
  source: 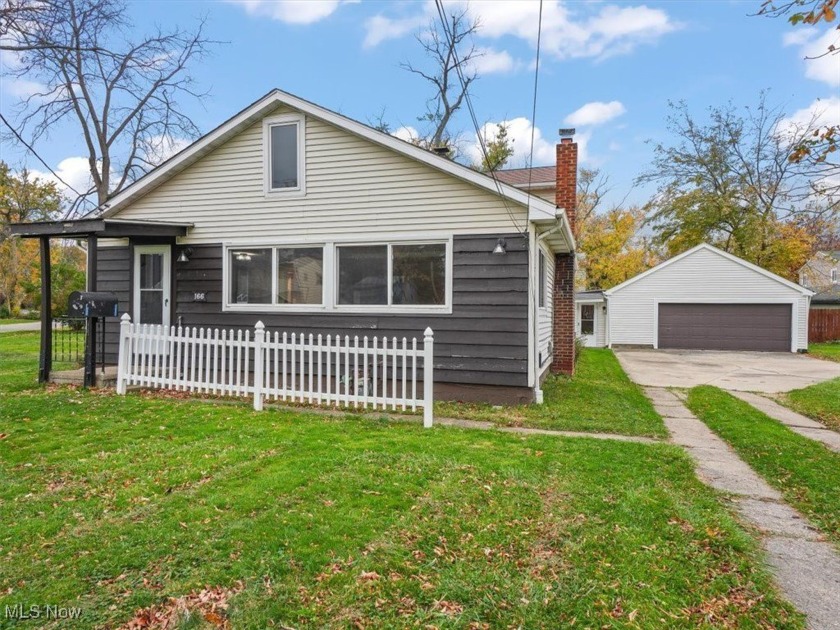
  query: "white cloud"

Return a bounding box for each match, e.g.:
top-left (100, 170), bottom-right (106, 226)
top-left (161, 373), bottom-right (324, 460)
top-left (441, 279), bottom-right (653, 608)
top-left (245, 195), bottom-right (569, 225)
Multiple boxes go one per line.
top-left (2, 77), bottom-right (47, 98)
top-left (28, 157), bottom-right (95, 196)
top-left (363, 12), bottom-right (428, 48)
top-left (392, 125), bottom-right (420, 143)
top-left (468, 47), bottom-right (523, 75)
top-left (227, 0), bottom-right (351, 24)
top-left (464, 117), bottom-right (593, 168)
top-left (785, 27), bottom-right (840, 87)
top-left (781, 96), bottom-right (840, 132)
top-left (143, 135), bottom-right (191, 166)
top-left (563, 101), bottom-right (626, 127)
top-left (364, 1), bottom-right (680, 61)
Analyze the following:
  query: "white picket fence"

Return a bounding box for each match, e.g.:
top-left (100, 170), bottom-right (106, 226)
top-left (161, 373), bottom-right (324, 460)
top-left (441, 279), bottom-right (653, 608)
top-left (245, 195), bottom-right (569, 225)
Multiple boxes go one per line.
top-left (115, 314), bottom-right (435, 426)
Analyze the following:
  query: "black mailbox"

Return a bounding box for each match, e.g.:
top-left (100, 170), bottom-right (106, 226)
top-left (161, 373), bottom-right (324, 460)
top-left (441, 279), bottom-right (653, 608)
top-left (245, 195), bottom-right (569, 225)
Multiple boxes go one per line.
top-left (68, 291), bottom-right (119, 318)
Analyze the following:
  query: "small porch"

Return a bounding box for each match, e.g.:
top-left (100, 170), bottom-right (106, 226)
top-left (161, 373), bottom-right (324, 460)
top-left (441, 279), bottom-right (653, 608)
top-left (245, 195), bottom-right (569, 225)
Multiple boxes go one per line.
top-left (9, 217), bottom-right (191, 387)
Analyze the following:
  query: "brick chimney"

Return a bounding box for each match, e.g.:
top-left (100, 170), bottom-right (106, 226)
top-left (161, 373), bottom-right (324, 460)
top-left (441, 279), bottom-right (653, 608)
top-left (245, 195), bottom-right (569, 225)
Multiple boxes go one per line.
top-left (555, 131), bottom-right (578, 233)
top-left (551, 130), bottom-right (578, 376)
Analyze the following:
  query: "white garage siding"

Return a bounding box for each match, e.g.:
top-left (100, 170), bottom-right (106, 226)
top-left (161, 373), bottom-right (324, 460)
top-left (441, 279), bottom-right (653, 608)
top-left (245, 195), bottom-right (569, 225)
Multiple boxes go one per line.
top-left (605, 245), bottom-right (811, 351)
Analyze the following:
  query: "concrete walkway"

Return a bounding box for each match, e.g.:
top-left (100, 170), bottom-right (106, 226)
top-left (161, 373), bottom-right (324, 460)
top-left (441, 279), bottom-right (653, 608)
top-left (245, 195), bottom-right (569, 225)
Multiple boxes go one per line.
top-left (645, 386), bottom-right (840, 629)
top-left (0, 321), bottom-right (40, 333)
top-left (729, 391), bottom-right (840, 454)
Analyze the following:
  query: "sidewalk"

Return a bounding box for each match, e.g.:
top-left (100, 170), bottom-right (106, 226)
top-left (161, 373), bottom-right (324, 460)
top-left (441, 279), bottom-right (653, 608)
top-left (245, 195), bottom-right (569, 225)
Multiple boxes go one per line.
top-left (645, 386), bottom-right (840, 630)
top-left (729, 390), bottom-right (840, 454)
top-left (0, 321), bottom-right (40, 333)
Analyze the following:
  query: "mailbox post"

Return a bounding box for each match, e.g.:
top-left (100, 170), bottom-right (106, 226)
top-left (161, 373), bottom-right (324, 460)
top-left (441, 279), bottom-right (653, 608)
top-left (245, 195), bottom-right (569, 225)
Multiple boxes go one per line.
top-left (68, 291), bottom-right (119, 387)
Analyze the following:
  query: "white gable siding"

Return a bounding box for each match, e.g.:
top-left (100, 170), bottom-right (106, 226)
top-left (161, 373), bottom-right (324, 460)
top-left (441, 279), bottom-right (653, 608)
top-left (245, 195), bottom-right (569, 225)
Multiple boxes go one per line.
top-left (607, 248), bottom-right (809, 350)
top-left (113, 106), bottom-right (528, 243)
top-left (537, 242), bottom-right (555, 373)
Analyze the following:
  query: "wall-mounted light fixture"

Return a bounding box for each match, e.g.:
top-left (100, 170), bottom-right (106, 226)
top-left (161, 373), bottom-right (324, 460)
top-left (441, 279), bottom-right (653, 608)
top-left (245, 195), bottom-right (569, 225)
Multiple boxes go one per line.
top-left (177, 247), bottom-right (193, 263)
top-left (492, 238), bottom-right (507, 255)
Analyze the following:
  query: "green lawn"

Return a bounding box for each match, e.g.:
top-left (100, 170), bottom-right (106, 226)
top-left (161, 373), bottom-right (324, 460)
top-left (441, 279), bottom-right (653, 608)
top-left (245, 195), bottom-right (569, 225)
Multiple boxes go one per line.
top-left (809, 342), bottom-right (840, 363)
top-left (781, 377), bottom-right (840, 432)
top-left (436, 348), bottom-right (667, 438)
top-left (0, 334), bottom-right (803, 628)
top-left (687, 386), bottom-right (840, 549)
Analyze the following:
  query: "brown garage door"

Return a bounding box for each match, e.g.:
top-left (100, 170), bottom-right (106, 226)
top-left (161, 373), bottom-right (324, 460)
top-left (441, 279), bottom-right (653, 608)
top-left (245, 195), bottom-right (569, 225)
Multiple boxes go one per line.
top-left (658, 303), bottom-right (791, 351)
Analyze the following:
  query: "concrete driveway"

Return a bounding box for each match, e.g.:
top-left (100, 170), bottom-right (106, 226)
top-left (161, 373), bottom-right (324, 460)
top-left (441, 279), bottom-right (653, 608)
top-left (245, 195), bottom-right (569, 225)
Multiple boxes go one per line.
top-left (0, 321), bottom-right (40, 333)
top-left (615, 349), bottom-right (840, 393)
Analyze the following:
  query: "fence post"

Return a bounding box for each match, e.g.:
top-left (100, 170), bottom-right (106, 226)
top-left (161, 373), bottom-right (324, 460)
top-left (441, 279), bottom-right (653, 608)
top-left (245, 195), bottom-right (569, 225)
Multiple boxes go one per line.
top-left (423, 327), bottom-right (434, 428)
top-left (253, 321), bottom-right (265, 411)
top-left (116, 313), bottom-right (131, 395)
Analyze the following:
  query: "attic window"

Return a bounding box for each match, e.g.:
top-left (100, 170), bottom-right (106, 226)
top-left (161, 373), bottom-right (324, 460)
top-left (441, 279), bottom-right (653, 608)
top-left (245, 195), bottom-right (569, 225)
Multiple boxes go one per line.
top-left (264, 114), bottom-right (305, 194)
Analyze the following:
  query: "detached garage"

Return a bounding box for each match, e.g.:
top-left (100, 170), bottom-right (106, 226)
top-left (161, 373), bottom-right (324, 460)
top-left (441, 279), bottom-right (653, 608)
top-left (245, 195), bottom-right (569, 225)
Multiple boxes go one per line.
top-left (595, 243), bottom-right (813, 352)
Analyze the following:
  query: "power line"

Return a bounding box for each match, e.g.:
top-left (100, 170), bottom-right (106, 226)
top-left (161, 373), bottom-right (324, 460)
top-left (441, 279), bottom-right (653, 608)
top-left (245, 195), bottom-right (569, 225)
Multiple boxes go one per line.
top-left (433, 0), bottom-right (527, 236)
top-left (0, 112), bottom-right (96, 212)
top-left (525, 0), bottom-right (545, 215)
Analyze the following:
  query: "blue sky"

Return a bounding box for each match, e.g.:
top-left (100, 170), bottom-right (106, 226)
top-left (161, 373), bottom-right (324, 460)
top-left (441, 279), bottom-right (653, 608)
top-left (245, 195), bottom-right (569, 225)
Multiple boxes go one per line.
top-left (1, 0), bottom-right (838, 208)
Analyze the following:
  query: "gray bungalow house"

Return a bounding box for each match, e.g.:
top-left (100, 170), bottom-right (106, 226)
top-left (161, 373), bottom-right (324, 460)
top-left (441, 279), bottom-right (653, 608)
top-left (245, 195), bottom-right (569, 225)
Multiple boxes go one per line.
top-left (12, 89), bottom-right (577, 404)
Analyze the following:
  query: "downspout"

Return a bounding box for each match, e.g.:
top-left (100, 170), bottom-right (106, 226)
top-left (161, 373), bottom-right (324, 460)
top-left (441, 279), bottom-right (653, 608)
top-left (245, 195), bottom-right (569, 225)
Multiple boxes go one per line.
top-left (533, 213), bottom-right (566, 404)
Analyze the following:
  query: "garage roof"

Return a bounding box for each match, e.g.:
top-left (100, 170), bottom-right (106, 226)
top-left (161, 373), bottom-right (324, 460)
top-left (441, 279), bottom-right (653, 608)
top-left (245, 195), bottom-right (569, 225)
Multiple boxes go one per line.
top-left (603, 243), bottom-right (814, 297)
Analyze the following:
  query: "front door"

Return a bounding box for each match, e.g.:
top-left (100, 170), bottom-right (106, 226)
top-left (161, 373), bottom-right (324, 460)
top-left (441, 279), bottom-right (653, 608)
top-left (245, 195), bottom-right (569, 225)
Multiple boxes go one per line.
top-left (133, 245), bottom-right (171, 328)
top-left (577, 303), bottom-right (597, 347)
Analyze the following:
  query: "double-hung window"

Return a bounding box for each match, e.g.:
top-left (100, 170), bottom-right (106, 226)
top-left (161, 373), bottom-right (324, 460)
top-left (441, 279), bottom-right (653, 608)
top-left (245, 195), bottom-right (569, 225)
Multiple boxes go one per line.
top-left (337, 243), bottom-right (447, 308)
top-left (264, 114), bottom-right (304, 194)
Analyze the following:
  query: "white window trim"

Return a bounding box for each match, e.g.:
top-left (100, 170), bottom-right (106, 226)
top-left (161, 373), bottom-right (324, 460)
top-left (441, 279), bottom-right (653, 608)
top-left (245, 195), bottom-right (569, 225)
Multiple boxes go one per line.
top-left (224, 244), bottom-right (327, 313)
top-left (263, 113), bottom-right (306, 198)
top-left (222, 237), bottom-right (453, 315)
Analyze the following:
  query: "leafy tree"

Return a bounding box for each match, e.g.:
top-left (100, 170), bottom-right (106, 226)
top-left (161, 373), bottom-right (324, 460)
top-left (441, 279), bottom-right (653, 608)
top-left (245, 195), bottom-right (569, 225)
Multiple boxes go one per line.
top-left (637, 96), bottom-right (837, 279)
top-left (757, 0), bottom-right (839, 168)
top-left (578, 207), bottom-right (657, 290)
top-left (400, 6), bottom-right (482, 157)
top-left (0, 163), bottom-right (61, 316)
top-left (1, 0), bottom-right (215, 215)
top-left (477, 123), bottom-right (514, 172)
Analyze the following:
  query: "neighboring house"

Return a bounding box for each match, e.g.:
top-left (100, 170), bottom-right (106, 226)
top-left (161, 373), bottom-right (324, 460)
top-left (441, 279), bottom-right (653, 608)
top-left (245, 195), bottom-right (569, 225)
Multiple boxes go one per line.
top-left (494, 166), bottom-right (557, 204)
top-left (12, 90), bottom-right (577, 404)
top-left (799, 251), bottom-right (840, 309)
top-left (574, 243), bottom-right (813, 352)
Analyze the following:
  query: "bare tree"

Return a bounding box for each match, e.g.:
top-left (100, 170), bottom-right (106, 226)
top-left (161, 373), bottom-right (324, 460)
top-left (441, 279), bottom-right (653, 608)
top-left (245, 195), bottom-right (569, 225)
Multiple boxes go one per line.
top-left (1, 0), bottom-right (216, 215)
top-left (400, 7), bottom-right (482, 154)
top-left (576, 167), bottom-right (612, 230)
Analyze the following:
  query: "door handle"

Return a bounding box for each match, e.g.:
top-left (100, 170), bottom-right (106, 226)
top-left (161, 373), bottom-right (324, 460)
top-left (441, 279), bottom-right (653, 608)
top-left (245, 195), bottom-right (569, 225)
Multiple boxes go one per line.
top-left (164, 298), bottom-right (169, 307)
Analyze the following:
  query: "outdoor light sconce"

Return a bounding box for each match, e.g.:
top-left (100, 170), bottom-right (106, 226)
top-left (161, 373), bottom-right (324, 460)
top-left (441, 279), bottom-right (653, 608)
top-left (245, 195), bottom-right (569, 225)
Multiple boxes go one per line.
top-left (177, 247), bottom-right (193, 263)
top-left (492, 238), bottom-right (507, 255)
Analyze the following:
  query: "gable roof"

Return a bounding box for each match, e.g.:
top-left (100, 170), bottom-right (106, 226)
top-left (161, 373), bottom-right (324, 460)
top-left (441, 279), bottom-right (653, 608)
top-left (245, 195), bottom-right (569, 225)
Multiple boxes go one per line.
top-left (95, 89), bottom-right (573, 247)
top-left (603, 243), bottom-right (814, 297)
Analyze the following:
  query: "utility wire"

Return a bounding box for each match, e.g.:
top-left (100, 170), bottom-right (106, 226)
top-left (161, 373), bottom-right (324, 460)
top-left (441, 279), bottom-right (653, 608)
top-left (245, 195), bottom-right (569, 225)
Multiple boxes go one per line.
top-left (525, 0), bottom-right (544, 214)
top-left (433, 0), bottom-right (527, 236)
top-left (0, 112), bottom-right (96, 212)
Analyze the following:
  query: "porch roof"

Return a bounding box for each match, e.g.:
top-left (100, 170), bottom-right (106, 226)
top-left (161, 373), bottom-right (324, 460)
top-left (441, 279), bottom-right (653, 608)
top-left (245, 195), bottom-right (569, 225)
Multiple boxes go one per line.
top-left (9, 218), bottom-right (192, 239)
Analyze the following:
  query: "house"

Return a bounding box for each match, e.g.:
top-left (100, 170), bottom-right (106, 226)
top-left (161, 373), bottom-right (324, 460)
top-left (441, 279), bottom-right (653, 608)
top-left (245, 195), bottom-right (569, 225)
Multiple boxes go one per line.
top-left (10, 89), bottom-right (577, 404)
top-left (799, 251), bottom-right (840, 309)
top-left (799, 251), bottom-right (840, 342)
top-left (574, 244), bottom-right (813, 352)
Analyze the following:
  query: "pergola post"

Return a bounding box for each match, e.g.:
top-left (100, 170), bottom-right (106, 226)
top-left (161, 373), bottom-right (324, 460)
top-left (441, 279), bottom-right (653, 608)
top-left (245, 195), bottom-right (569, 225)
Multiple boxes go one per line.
top-left (83, 235), bottom-right (98, 387)
top-left (38, 236), bottom-right (52, 383)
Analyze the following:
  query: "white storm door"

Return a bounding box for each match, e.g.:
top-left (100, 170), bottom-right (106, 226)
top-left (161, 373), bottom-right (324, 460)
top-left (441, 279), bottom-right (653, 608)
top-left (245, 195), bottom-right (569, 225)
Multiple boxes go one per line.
top-left (133, 245), bottom-right (171, 328)
top-left (578, 303), bottom-right (597, 347)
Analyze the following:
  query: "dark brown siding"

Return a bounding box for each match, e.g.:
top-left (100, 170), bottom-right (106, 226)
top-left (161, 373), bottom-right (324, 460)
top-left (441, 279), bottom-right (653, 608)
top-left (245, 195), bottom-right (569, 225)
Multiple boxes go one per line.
top-left (98, 234), bottom-right (530, 387)
top-left (96, 245), bottom-right (131, 363)
top-left (658, 303), bottom-right (792, 352)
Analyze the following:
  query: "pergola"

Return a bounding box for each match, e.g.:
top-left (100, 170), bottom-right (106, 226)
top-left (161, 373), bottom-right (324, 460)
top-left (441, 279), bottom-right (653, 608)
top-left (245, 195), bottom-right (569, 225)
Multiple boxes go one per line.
top-left (9, 218), bottom-right (191, 385)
